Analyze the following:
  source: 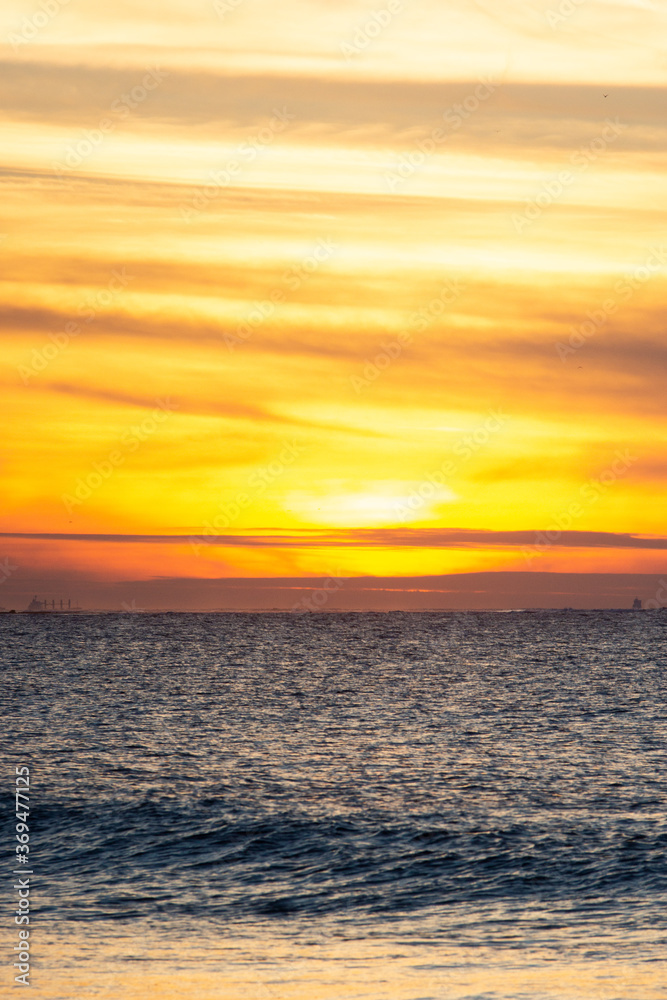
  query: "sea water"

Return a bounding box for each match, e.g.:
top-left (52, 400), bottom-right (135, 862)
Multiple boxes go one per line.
top-left (2, 611), bottom-right (666, 999)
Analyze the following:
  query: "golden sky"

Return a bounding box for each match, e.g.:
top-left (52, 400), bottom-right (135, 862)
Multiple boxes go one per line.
top-left (2, 0), bottom-right (667, 607)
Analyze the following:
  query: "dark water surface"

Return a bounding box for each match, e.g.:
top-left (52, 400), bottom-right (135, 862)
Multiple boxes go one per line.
top-left (3, 611), bottom-right (667, 998)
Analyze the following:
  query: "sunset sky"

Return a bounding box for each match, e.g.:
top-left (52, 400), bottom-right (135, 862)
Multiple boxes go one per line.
top-left (2, 0), bottom-right (666, 609)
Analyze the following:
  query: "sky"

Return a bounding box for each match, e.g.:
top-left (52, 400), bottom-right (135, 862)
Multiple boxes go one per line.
top-left (1, 0), bottom-right (666, 610)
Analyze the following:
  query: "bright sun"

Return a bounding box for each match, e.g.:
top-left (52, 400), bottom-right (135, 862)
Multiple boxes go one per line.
top-left (284, 483), bottom-right (458, 528)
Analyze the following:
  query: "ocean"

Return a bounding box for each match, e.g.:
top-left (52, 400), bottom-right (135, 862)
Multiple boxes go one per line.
top-left (2, 611), bottom-right (666, 999)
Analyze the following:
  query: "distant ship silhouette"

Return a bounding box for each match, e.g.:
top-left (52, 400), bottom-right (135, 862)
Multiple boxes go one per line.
top-left (26, 596), bottom-right (81, 612)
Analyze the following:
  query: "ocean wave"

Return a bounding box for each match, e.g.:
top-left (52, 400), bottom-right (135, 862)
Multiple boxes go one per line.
top-left (6, 797), bottom-right (665, 924)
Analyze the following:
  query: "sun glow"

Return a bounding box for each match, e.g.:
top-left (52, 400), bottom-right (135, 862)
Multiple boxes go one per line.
top-left (284, 484), bottom-right (458, 528)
